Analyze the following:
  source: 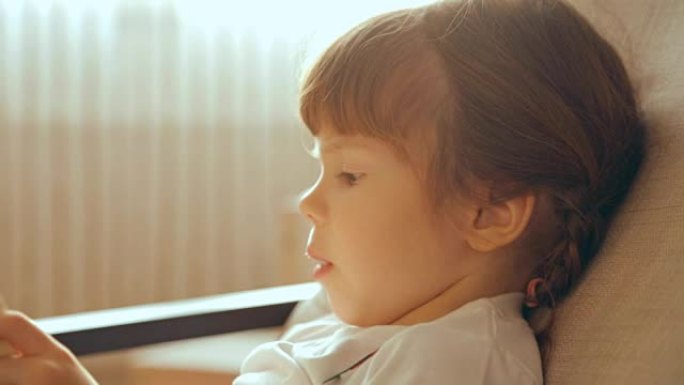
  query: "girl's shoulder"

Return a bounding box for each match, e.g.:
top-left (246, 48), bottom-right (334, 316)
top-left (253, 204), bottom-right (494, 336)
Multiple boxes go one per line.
top-left (236, 292), bottom-right (541, 385)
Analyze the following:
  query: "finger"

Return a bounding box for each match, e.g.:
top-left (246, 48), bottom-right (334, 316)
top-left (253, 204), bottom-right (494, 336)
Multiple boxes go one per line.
top-left (0, 355), bottom-right (95, 385)
top-left (0, 311), bottom-right (54, 356)
top-left (0, 356), bottom-right (52, 385)
top-left (0, 340), bottom-right (14, 359)
top-left (0, 355), bottom-right (24, 384)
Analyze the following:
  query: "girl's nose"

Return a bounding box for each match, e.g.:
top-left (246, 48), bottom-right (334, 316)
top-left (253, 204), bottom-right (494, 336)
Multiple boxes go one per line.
top-left (298, 183), bottom-right (326, 225)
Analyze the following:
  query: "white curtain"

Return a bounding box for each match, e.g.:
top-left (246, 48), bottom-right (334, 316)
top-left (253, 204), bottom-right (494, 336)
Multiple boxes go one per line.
top-left (0, 1), bottom-right (321, 317)
top-left (0, 0), bottom-right (432, 317)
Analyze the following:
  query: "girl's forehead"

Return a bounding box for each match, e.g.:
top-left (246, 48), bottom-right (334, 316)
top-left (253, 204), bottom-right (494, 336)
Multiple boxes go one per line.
top-left (310, 135), bottom-right (394, 163)
top-left (313, 135), bottom-right (380, 154)
top-left (309, 117), bottom-right (436, 170)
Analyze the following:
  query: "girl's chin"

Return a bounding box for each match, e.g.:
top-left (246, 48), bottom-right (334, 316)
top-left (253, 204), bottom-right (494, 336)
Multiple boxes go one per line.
top-left (330, 300), bottom-right (389, 327)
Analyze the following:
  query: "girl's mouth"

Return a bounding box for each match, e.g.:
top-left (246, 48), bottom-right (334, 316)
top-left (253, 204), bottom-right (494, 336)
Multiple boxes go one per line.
top-left (313, 261), bottom-right (333, 279)
top-left (306, 247), bottom-right (333, 279)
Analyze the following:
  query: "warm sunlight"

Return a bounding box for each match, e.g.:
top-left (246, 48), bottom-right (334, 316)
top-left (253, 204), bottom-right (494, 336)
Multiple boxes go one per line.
top-left (174, 0), bottom-right (435, 37)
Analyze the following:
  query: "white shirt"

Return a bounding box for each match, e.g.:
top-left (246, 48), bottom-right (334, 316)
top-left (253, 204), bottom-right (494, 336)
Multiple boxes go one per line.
top-left (234, 292), bottom-right (542, 385)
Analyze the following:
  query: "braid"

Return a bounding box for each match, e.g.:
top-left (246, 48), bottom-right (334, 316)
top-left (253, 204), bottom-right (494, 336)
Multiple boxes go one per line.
top-left (538, 196), bottom-right (593, 306)
top-left (525, 192), bottom-right (607, 365)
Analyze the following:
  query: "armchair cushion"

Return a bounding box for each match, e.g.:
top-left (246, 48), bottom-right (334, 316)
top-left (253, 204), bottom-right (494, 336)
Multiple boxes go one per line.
top-left (546, 1), bottom-right (684, 384)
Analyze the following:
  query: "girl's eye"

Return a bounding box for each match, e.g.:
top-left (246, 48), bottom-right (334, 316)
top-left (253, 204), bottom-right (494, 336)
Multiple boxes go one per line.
top-left (337, 172), bottom-right (364, 186)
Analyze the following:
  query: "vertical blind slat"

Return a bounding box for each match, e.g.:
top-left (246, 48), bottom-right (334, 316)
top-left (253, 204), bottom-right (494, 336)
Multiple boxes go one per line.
top-left (0, 1), bottom-right (317, 318)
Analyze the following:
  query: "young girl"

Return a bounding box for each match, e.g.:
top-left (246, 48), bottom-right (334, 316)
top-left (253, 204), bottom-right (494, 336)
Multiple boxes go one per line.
top-left (0, 0), bottom-right (645, 384)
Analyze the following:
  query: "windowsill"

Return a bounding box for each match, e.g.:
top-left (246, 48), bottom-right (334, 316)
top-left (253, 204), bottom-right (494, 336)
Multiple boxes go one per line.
top-left (37, 282), bottom-right (320, 356)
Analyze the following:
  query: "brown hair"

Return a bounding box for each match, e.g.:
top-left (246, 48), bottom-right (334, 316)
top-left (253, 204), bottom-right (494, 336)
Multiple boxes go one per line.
top-left (299, 0), bottom-right (645, 365)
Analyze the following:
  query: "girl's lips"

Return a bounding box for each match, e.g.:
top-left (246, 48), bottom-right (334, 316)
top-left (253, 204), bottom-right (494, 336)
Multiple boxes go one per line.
top-left (306, 247), bottom-right (332, 264)
top-left (306, 247), bottom-right (334, 279)
top-left (312, 261), bottom-right (333, 280)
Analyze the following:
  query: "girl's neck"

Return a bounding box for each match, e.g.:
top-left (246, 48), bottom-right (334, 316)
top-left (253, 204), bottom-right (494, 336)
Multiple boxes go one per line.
top-left (390, 271), bottom-right (525, 326)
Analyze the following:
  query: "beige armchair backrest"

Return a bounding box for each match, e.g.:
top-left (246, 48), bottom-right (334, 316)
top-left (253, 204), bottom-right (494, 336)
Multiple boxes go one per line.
top-left (546, 1), bottom-right (684, 384)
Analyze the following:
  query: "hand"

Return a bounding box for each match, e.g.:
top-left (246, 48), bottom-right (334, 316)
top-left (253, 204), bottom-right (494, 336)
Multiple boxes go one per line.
top-left (0, 307), bottom-right (99, 385)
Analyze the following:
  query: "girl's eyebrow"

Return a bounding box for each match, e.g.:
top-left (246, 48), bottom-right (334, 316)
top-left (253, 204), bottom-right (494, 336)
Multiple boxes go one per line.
top-left (313, 137), bottom-right (375, 158)
top-left (307, 136), bottom-right (376, 159)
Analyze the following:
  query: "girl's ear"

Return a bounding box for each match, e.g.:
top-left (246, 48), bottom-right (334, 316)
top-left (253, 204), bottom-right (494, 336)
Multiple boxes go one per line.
top-left (464, 191), bottom-right (536, 253)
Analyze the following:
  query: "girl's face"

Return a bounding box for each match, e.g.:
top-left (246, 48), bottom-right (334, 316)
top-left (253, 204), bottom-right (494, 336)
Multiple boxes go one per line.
top-left (298, 129), bottom-right (475, 327)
